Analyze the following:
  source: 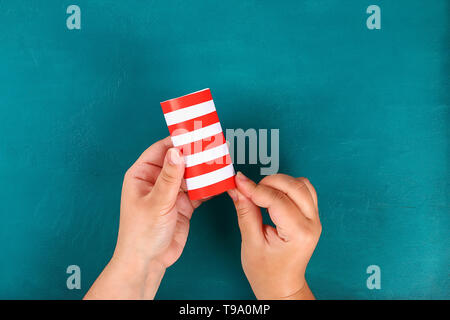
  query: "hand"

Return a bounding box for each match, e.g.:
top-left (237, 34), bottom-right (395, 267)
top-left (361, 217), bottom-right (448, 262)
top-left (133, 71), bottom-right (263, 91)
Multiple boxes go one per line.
top-left (85, 137), bottom-right (204, 299)
top-left (228, 172), bottom-right (321, 300)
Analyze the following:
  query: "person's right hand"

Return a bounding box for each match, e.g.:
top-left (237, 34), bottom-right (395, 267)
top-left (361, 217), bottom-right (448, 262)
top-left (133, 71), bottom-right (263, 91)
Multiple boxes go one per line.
top-left (228, 172), bottom-right (321, 300)
top-left (85, 137), bottom-right (205, 300)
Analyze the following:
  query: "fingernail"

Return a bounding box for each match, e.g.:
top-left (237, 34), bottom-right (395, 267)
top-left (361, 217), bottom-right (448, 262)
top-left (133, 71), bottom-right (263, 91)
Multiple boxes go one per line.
top-left (236, 171), bottom-right (249, 182)
top-left (168, 148), bottom-right (182, 165)
top-left (228, 189), bottom-right (238, 202)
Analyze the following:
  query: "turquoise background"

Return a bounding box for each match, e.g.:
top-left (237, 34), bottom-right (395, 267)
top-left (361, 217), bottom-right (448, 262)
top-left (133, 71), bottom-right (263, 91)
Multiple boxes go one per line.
top-left (0, 0), bottom-right (448, 299)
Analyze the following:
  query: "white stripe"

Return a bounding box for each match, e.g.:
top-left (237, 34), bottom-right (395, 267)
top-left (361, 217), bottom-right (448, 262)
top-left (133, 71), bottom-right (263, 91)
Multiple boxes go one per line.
top-left (184, 143), bottom-right (229, 167)
top-left (186, 164), bottom-right (235, 190)
top-left (164, 100), bottom-right (216, 126)
top-left (171, 122), bottom-right (222, 147)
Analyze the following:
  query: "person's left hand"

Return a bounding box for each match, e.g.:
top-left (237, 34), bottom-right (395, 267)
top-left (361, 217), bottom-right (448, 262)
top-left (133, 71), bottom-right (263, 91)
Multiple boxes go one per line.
top-left (85, 137), bottom-right (205, 299)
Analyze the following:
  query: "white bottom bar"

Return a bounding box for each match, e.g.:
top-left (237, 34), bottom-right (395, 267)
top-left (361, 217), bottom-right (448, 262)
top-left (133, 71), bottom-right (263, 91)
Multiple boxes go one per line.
top-left (185, 164), bottom-right (235, 190)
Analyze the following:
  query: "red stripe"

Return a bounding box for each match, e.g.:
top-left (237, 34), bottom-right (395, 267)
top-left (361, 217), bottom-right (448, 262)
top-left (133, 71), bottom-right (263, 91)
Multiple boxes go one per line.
top-left (187, 176), bottom-right (236, 200)
top-left (161, 89), bottom-right (212, 114)
top-left (179, 132), bottom-right (225, 156)
top-left (184, 154), bottom-right (232, 179)
top-left (168, 111), bottom-right (219, 136)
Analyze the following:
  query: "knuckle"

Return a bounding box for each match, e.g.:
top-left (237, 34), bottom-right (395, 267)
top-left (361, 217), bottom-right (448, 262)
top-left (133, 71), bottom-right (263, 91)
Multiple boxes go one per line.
top-left (298, 177), bottom-right (318, 201)
top-left (237, 205), bottom-right (252, 219)
top-left (260, 173), bottom-right (287, 185)
top-left (259, 174), bottom-right (276, 185)
top-left (292, 179), bottom-right (308, 192)
top-left (294, 225), bottom-right (319, 244)
top-left (302, 230), bottom-right (316, 244)
top-left (259, 175), bottom-right (271, 184)
top-left (159, 170), bottom-right (178, 185)
top-left (124, 167), bottom-right (133, 180)
top-left (124, 163), bottom-right (147, 181)
top-left (123, 167), bottom-right (137, 186)
top-left (297, 177), bottom-right (310, 184)
top-left (271, 189), bottom-right (287, 202)
top-left (177, 214), bottom-right (190, 229)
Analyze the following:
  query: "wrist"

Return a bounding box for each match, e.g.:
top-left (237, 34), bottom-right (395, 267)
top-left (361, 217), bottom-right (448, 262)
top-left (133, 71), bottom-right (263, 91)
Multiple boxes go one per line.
top-left (254, 276), bottom-right (314, 300)
top-left (278, 281), bottom-right (315, 300)
top-left (142, 259), bottom-right (166, 299)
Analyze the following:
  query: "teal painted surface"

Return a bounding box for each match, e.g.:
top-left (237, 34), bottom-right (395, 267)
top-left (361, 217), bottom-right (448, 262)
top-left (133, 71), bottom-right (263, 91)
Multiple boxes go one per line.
top-left (0, 0), bottom-right (448, 299)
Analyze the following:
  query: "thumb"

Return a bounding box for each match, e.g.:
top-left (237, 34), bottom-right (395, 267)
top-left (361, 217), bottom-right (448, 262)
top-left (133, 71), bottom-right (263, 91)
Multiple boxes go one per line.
top-left (228, 188), bottom-right (264, 244)
top-left (150, 148), bottom-right (185, 213)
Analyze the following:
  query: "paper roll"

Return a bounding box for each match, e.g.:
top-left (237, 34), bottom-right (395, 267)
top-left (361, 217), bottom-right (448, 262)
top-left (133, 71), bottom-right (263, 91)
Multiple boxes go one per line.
top-left (160, 88), bottom-right (236, 200)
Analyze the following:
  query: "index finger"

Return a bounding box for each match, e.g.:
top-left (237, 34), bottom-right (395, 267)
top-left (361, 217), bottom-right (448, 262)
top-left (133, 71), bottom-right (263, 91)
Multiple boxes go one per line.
top-left (259, 174), bottom-right (318, 220)
top-left (235, 172), bottom-right (309, 238)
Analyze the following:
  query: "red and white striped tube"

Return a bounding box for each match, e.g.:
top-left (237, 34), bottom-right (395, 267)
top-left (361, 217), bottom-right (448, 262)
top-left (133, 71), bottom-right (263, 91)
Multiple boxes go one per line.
top-left (160, 88), bottom-right (236, 200)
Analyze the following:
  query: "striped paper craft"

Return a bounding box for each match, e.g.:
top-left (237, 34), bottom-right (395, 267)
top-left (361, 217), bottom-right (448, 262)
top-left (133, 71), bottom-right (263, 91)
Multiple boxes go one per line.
top-left (160, 88), bottom-right (236, 200)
